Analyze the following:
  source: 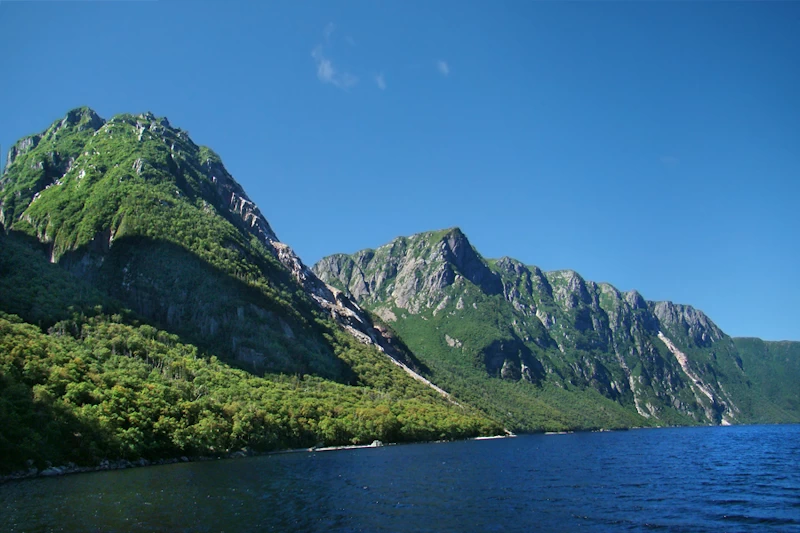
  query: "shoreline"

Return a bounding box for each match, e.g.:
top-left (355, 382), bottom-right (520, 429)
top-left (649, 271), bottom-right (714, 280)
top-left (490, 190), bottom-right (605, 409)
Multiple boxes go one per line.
top-left (0, 433), bottom-right (518, 484)
top-left (1, 424), bottom-right (764, 484)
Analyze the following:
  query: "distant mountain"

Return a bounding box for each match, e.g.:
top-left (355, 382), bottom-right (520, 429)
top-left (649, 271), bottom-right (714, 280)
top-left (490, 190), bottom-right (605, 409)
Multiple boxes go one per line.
top-left (0, 109), bottom-right (499, 475)
top-left (313, 228), bottom-right (800, 431)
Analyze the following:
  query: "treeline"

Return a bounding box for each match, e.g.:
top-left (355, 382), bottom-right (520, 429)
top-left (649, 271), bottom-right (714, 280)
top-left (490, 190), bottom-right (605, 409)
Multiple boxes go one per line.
top-left (0, 311), bottom-right (500, 475)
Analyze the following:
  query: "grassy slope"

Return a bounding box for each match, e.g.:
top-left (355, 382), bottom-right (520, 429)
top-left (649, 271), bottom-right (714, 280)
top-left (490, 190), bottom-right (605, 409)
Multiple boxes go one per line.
top-left (356, 289), bottom-right (654, 432)
top-left (731, 337), bottom-right (800, 422)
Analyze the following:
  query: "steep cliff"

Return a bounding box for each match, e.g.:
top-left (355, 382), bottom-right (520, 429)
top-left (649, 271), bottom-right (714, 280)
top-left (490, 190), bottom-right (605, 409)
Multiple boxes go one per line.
top-left (314, 228), bottom-right (799, 429)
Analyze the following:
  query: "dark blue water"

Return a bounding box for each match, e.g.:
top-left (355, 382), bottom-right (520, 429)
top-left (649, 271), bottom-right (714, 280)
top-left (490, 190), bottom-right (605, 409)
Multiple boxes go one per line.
top-left (1, 425), bottom-right (799, 532)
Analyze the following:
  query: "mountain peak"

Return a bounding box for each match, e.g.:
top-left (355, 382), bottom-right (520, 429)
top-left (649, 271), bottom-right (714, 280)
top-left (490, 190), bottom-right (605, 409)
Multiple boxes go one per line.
top-left (442, 226), bottom-right (465, 239)
top-left (438, 229), bottom-right (501, 294)
top-left (312, 227), bottom-right (503, 315)
top-left (107, 111), bottom-right (172, 130)
top-left (623, 289), bottom-right (647, 309)
top-left (3, 107), bottom-right (104, 175)
top-left (493, 256), bottom-right (527, 275)
top-left (59, 106), bottom-right (104, 130)
top-left (405, 226), bottom-right (465, 246)
top-left (1, 107), bottom-right (423, 381)
top-left (650, 300), bottom-right (724, 346)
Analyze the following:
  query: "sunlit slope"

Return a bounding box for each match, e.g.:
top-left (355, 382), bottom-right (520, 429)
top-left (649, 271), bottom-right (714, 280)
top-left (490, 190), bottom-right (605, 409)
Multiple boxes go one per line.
top-left (314, 228), bottom-right (800, 430)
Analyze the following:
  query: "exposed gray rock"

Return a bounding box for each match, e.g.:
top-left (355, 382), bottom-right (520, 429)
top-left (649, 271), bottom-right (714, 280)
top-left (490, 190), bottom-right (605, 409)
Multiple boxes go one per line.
top-left (651, 301), bottom-right (724, 347)
top-left (624, 290), bottom-right (647, 310)
top-left (442, 229), bottom-right (503, 295)
top-left (445, 334), bottom-right (462, 348)
top-left (6, 135), bottom-right (42, 170)
top-left (200, 166), bottom-right (430, 379)
top-left (203, 157), bottom-right (279, 246)
top-left (314, 226), bottom-right (747, 426)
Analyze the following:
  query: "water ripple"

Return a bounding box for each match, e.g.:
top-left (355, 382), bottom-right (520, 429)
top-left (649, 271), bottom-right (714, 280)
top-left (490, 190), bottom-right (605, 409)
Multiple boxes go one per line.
top-left (1, 425), bottom-right (799, 532)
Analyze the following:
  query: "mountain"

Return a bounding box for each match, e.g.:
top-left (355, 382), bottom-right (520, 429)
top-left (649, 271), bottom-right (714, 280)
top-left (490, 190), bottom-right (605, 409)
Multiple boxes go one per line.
top-left (313, 228), bottom-right (800, 431)
top-left (2, 108), bottom-right (796, 476)
top-left (0, 109), bottom-right (500, 475)
top-left (0, 107), bottom-right (422, 377)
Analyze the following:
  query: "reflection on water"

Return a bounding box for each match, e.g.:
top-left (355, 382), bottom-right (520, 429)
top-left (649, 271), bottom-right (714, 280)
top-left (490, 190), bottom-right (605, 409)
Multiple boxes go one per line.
top-left (1, 425), bottom-right (799, 532)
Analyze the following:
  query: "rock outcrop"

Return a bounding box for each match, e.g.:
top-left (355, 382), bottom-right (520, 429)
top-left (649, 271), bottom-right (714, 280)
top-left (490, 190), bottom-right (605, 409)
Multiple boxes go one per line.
top-left (314, 228), bottom-right (758, 426)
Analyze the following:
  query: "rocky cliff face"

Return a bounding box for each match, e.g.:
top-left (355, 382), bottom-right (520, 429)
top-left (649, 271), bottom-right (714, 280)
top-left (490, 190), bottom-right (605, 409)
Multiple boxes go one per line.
top-left (314, 228), bottom-right (773, 427)
top-left (315, 228), bottom-right (501, 316)
top-left (0, 108), bottom-right (423, 379)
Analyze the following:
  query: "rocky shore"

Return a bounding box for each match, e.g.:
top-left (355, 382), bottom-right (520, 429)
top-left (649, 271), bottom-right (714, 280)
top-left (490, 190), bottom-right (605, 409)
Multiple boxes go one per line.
top-left (0, 440), bottom-right (392, 484)
top-left (1, 436), bottom-right (522, 484)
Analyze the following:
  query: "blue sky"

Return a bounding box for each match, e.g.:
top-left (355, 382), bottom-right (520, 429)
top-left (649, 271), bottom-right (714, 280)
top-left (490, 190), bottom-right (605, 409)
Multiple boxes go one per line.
top-left (1, 1), bottom-right (798, 340)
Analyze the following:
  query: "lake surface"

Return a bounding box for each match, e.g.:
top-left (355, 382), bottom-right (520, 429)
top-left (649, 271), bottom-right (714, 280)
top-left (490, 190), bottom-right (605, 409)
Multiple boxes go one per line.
top-left (1, 425), bottom-right (799, 532)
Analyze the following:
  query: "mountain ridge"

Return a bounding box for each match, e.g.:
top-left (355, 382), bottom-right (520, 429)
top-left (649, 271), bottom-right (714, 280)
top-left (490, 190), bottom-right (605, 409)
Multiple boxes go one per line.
top-left (313, 226), bottom-right (799, 429)
top-left (318, 226), bottom-right (727, 329)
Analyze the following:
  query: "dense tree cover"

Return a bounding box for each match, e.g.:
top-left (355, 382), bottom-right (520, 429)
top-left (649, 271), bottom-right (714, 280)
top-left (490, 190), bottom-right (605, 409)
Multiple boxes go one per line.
top-left (0, 230), bottom-right (500, 475)
top-left (731, 338), bottom-right (800, 421)
top-left (0, 232), bottom-right (123, 329)
top-left (0, 311), bottom-right (499, 475)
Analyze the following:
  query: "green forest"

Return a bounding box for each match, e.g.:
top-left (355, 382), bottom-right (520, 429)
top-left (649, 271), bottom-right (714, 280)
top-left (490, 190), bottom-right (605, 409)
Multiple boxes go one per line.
top-left (0, 310), bottom-right (498, 475)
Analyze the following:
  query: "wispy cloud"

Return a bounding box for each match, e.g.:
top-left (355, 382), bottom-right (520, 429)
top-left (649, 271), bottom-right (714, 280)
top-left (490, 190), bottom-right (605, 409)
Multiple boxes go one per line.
top-left (311, 24), bottom-right (358, 90)
top-left (312, 46), bottom-right (358, 89)
top-left (375, 73), bottom-right (386, 90)
top-left (437, 60), bottom-right (450, 76)
top-left (323, 22), bottom-right (336, 43)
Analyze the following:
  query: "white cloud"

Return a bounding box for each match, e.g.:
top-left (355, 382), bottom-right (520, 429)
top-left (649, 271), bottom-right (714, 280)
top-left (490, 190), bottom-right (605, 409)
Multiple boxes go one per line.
top-left (437, 60), bottom-right (450, 76)
top-left (375, 73), bottom-right (386, 90)
top-left (312, 47), bottom-right (333, 80)
top-left (311, 43), bottom-right (358, 90)
top-left (323, 22), bottom-right (336, 43)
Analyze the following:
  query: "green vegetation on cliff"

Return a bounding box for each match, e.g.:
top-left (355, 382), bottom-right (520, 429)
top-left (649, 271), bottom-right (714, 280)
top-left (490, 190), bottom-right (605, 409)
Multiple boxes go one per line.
top-left (0, 110), bottom-right (501, 475)
top-left (1, 108), bottom-right (335, 377)
top-left (732, 337), bottom-right (800, 420)
top-left (314, 228), bottom-right (800, 431)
